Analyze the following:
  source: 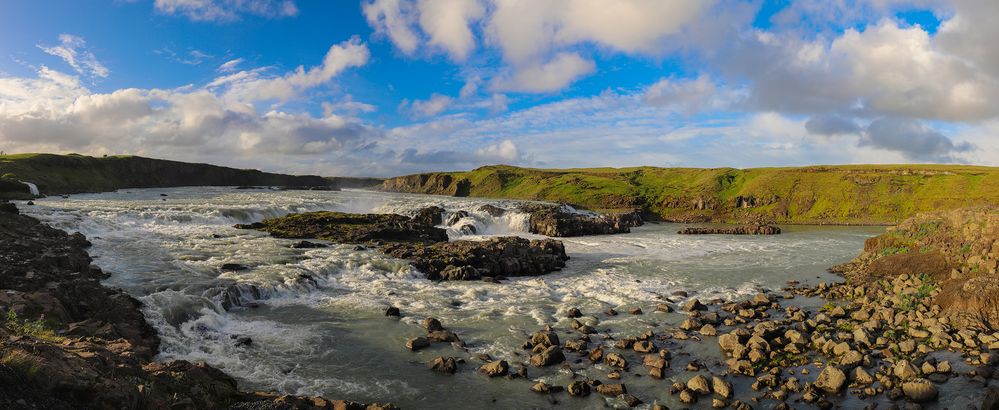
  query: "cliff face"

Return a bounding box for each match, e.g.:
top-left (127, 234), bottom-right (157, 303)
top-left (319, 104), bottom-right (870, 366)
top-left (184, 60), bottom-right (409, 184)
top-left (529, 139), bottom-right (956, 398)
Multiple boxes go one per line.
top-left (381, 164), bottom-right (999, 225)
top-left (0, 154), bottom-right (332, 198)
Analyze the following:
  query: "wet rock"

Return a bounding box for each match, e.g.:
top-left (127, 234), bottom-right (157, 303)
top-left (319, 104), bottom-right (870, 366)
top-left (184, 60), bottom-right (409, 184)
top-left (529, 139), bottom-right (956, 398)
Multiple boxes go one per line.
top-left (530, 346), bottom-right (565, 367)
top-left (220, 263), bottom-right (248, 271)
top-left (679, 389), bottom-right (697, 404)
top-left (479, 360), bottom-right (509, 377)
top-left (712, 376), bottom-right (732, 399)
top-left (687, 375), bottom-right (711, 395)
top-left (381, 236), bottom-right (569, 281)
top-left (622, 394), bottom-right (642, 407)
top-left (520, 203), bottom-right (636, 237)
top-left (633, 340), bottom-right (657, 353)
top-left (405, 337), bottom-right (430, 351)
top-left (677, 225), bottom-right (781, 235)
top-left (902, 378), bottom-right (939, 402)
top-left (567, 307), bottom-right (582, 318)
top-left (421, 317), bottom-right (444, 332)
top-left (531, 330), bottom-right (560, 347)
top-left (656, 303), bottom-right (674, 312)
top-left (815, 365), bottom-right (846, 393)
top-left (477, 204), bottom-right (506, 217)
top-left (439, 265), bottom-right (481, 280)
top-left (699, 324), bottom-right (718, 336)
top-left (567, 381), bottom-right (591, 397)
top-left (531, 382), bottom-right (553, 393)
top-left (629, 307), bottom-right (643, 315)
top-left (411, 206), bottom-right (444, 226)
top-left (853, 367), bottom-right (874, 386)
top-left (605, 352), bottom-right (628, 368)
top-left (247, 211), bottom-right (448, 244)
top-left (427, 330), bottom-right (461, 344)
top-left (595, 383), bottom-right (627, 397)
top-left (429, 356), bottom-right (457, 374)
top-left (291, 240), bottom-right (327, 248)
top-left (682, 298), bottom-right (708, 312)
top-left (385, 306), bottom-right (400, 317)
top-left (233, 336), bottom-right (252, 347)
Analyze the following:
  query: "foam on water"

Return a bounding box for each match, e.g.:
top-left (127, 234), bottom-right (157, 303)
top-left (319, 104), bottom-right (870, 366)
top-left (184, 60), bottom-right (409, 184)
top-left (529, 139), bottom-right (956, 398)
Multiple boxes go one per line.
top-left (16, 187), bottom-right (883, 408)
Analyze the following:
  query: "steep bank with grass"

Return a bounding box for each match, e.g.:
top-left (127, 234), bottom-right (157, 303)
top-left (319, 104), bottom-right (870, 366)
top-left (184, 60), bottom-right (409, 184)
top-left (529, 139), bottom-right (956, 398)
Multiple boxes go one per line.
top-left (0, 153), bottom-right (333, 199)
top-left (382, 164), bottom-right (999, 224)
top-left (833, 206), bottom-right (999, 329)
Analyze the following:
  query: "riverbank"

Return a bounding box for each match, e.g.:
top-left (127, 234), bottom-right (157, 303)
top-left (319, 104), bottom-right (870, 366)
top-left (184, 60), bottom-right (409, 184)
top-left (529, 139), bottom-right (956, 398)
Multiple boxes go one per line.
top-left (0, 201), bottom-right (395, 409)
top-left (381, 164), bottom-right (999, 225)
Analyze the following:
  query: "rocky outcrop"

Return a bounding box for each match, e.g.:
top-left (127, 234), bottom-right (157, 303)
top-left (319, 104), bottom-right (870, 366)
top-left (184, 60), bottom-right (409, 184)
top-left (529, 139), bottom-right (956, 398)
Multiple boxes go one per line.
top-left (381, 236), bottom-right (569, 281)
top-left (240, 211), bottom-right (448, 245)
top-left (0, 205), bottom-right (394, 409)
top-left (519, 204), bottom-right (642, 237)
top-left (381, 173), bottom-right (471, 197)
top-left (410, 206), bottom-right (444, 226)
top-left (677, 225), bottom-right (781, 235)
top-left (833, 206), bottom-right (999, 328)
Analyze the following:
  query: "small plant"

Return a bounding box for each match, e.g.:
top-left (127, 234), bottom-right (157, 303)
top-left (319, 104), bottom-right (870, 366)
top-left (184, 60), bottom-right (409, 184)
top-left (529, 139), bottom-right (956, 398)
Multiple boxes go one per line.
top-left (819, 302), bottom-right (837, 312)
top-left (835, 322), bottom-right (854, 332)
top-left (879, 245), bottom-right (910, 257)
top-left (3, 311), bottom-right (60, 342)
top-left (961, 244), bottom-right (972, 255)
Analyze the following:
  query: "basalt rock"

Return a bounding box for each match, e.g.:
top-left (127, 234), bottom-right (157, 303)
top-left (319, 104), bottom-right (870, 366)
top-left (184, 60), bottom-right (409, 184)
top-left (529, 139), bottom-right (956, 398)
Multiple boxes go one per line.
top-left (678, 225), bottom-right (781, 235)
top-left (518, 203), bottom-right (641, 237)
top-left (245, 211), bottom-right (448, 245)
top-left (381, 236), bottom-right (569, 281)
top-left (411, 206), bottom-right (445, 226)
top-left (0, 211), bottom-right (391, 409)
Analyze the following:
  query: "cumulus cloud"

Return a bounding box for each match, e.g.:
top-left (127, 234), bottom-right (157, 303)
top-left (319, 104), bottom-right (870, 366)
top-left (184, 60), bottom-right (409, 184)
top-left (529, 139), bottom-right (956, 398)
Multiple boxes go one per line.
top-left (475, 139), bottom-right (520, 162)
top-left (37, 34), bottom-right (109, 79)
top-left (210, 37), bottom-right (369, 103)
top-left (643, 75), bottom-right (724, 114)
top-left (154, 0), bottom-right (299, 22)
top-left (492, 52), bottom-right (595, 93)
top-left (860, 118), bottom-right (974, 162)
top-left (404, 93), bottom-right (453, 117)
top-left (363, 0), bottom-right (421, 55)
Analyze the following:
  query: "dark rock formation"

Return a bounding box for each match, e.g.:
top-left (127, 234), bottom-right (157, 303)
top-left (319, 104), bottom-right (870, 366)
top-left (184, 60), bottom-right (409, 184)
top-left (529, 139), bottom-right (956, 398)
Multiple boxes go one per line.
top-left (0, 207), bottom-right (394, 409)
top-left (411, 206), bottom-right (444, 226)
top-left (381, 236), bottom-right (569, 281)
top-left (677, 225), bottom-right (781, 235)
top-left (519, 204), bottom-right (642, 237)
top-left (246, 211), bottom-right (448, 245)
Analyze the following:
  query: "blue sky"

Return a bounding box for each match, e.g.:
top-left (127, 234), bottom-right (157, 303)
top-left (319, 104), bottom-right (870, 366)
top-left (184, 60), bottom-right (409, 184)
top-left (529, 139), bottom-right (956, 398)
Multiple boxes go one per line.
top-left (1, 0), bottom-right (997, 177)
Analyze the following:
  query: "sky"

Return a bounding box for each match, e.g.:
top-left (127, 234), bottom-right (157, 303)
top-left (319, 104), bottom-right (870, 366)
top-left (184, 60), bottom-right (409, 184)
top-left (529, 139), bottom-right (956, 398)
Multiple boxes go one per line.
top-left (1, 0), bottom-right (998, 177)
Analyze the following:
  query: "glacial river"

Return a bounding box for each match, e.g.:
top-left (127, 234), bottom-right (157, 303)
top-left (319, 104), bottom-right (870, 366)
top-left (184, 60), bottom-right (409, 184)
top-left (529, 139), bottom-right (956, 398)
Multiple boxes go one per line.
top-left (21, 187), bottom-right (885, 409)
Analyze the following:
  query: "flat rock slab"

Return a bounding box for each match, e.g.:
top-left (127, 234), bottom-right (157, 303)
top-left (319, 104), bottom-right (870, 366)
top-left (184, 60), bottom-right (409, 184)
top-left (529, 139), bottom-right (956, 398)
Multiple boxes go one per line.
top-left (238, 211), bottom-right (448, 244)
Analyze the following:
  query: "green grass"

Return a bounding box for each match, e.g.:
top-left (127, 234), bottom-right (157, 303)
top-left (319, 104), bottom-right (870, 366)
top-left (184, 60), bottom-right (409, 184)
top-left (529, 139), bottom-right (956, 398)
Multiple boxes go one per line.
top-left (383, 164), bottom-right (999, 224)
top-left (2, 311), bottom-right (61, 342)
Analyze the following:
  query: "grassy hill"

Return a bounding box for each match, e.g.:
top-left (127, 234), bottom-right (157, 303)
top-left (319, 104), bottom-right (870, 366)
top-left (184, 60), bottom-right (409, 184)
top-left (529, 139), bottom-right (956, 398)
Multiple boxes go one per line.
top-left (382, 164), bottom-right (999, 224)
top-left (0, 153), bottom-right (332, 199)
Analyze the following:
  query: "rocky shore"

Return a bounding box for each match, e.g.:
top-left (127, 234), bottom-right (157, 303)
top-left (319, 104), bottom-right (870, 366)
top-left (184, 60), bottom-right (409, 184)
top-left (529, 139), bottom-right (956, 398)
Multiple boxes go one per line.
top-left (0, 202), bottom-right (395, 409)
top-left (379, 206), bottom-right (999, 409)
top-left (678, 225), bottom-right (782, 235)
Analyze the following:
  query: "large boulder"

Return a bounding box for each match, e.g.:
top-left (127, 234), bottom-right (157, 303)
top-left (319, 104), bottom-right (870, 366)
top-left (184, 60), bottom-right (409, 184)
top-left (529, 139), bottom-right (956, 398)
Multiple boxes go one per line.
top-left (518, 204), bottom-right (639, 237)
top-left (381, 236), bottom-right (569, 280)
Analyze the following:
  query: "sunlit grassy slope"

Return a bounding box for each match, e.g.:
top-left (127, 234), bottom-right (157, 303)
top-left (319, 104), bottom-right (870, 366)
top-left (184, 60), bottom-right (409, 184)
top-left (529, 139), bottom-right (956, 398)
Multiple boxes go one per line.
top-left (382, 164), bottom-right (999, 224)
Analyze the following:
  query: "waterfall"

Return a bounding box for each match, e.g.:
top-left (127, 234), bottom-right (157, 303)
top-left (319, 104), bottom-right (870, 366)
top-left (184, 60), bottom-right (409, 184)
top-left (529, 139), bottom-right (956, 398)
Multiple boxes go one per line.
top-left (21, 181), bottom-right (39, 196)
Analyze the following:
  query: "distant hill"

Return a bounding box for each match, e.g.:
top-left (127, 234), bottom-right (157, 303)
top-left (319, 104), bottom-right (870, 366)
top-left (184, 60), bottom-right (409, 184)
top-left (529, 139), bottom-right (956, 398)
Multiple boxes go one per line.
top-left (381, 164), bottom-right (999, 225)
top-left (0, 153), bottom-right (333, 199)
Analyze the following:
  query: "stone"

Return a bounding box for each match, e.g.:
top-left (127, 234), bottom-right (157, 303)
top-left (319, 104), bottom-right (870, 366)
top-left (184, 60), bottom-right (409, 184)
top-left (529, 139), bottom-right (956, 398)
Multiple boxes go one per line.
top-left (683, 299), bottom-right (708, 311)
top-left (385, 306), bottom-right (400, 317)
top-left (479, 360), bottom-right (508, 377)
top-left (687, 375), bottom-right (711, 395)
top-left (622, 394), bottom-right (642, 407)
top-left (814, 366), bottom-right (846, 393)
top-left (429, 356), bottom-right (457, 374)
top-left (629, 308), bottom-right (643, 315)
top-left (679, 389), bottom-right (697, 404)
top-left (605, 352), bottom-right (628, 368)
top-left (405, 337), bottom-right (430, 351)
top-left (699, 324), bottom-right (717, 336)
top-left (902, 379), bottom-right (939, 402)
top-left (633, 340), bottom-right (657, 353)
top-left (712, 376), bottom-right (732, 399)
top-left (421, 317), bottom-right (444, 332)
top-left (595, 383), bottom-right (627, 397)
top-left (893, 360), bottom-right (918, 380)
top-left (567, 381), bottom-right (590, 397)
top-left (853, 367), bottom-right (874, 386)
top-left (531, 382), bottom-right (552, 393)
top-left (531, 330), bottom-right (560, 347)
top-left (530, 346), bottom-right (565, 367)
top-left (839, 350), bottom-right (863, 368)
top-left (567, 307), bottom-right (582, 318)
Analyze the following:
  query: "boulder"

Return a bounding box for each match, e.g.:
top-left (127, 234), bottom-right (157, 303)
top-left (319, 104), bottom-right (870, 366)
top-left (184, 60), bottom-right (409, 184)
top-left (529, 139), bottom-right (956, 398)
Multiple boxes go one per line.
top-left (429, 356), bottom-right (457, 374)
top-left (529, 346), bottom-right (565, 367)
top-left (479, 360), bottom-right (509, 377)
top-left (381, 236), bottom-right (569, 281)
top-left (405, 337), bottom-right (430, 351)
top-left (567, 381), bottom-right (590, 397)
top-left (411, 206), bottom-right (444, 226)
top-left (902, 378), bottom-right (939, 402)
top-left (712, 376), bottom-right (732, 399)
top-left (814, 366), bottom-right (846, 393)
top-left (687, 375), bottom-right (711, 395)
top-left (595, 383), bottom-right (627, 397)
top-left (519, 203), bottom-right (636, 237)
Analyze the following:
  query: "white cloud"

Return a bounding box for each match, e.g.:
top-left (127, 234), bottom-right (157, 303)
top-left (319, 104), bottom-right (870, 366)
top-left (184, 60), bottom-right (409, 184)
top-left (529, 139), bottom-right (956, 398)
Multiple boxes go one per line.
top-left (492, 52), bottom-right (595, 93)
top-left (417, 0), bottom-right (484, 61)
top-left (37, 34), bottom-right (109, 79)
top-left (405, 93), bottom-right (453, 117)
top-left (154, 0), bottom-right (299, 22)
top-left (217, 58), bottom-right (244, 72)
top-left (643, 75), bottom-right (724, 114)
top-left (475, 139), bottom-right (520, 162)
top-left (363, 0), bottom-right (421, 55)
top-left (212, 37), bottom-right (369, 104)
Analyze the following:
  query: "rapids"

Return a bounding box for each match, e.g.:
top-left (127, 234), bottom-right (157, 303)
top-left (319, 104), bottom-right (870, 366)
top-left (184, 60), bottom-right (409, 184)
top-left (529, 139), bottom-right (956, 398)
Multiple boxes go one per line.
top-left (19, 187), bottom-right (886, 409)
